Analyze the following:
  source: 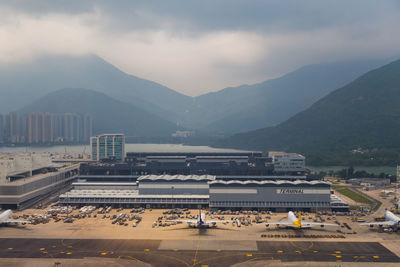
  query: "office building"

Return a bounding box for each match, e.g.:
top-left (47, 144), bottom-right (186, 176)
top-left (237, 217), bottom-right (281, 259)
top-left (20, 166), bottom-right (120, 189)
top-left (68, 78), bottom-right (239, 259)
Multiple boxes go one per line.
top-left (269, 151), bottom-right (306, 175)
top-left (91, 134), bottom-right (125, 161)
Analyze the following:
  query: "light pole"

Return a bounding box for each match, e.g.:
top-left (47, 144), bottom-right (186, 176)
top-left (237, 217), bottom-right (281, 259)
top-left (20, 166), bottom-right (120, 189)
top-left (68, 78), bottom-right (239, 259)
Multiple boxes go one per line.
top-left (171, 186), bottom-right (174, 208)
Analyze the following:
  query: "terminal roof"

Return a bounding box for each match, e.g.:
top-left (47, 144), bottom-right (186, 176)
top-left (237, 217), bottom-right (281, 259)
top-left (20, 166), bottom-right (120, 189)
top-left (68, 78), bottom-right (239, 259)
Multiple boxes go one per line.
top-left (138, 174), bottom-right (216, 181)
top-left (209, 180), bottom-right (331, 186)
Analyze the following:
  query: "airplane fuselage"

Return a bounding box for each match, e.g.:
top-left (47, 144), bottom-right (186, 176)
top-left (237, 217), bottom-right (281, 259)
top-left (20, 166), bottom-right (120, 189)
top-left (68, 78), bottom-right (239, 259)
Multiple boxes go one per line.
top-left (386, 211), bottom-right (400, 225)
top-left (187, 212), bottom-right (216, 228)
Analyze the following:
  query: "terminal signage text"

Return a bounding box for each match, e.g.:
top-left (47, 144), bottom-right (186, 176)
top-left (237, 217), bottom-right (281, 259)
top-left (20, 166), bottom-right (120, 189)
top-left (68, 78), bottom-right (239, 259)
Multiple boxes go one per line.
top-left (278, 189), bottom-right (304, 194)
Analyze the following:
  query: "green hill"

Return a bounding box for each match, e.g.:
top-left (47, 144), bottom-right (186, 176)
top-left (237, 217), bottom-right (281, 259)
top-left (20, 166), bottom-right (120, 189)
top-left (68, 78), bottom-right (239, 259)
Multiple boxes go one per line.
top-left (185, 59), bottom-right (390, 133)
top-left (215, 59), bottom-right (400, 166)
top-left (19, 88), bottom-right (178, 137)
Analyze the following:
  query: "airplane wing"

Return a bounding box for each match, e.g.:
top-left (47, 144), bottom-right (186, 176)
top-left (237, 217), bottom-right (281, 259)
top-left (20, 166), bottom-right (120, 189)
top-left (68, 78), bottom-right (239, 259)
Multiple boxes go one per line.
top-left (300, 221), bottom-right (339, 227)
top-left (1, 219), bottom-right (29, 224)
top-left (165, 219), bottom-right (197, 224)
top-left (258, 221), bottom-right (291, 226)
top-left (206, 220), bottom-right (230, 224)
top-left (360, 221), bottom-right (396, 227)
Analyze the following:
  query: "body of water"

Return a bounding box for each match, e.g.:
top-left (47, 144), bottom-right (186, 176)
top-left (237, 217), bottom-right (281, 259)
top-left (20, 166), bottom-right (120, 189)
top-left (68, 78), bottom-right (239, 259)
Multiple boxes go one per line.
top-left (0, 143), bottom-right (249, 154)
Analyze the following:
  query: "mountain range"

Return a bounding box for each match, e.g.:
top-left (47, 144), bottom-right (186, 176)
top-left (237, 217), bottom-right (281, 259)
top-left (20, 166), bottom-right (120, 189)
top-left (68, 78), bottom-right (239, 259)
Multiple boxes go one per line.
top-left (0, 55), bottom-right (191, 124)
top-left (214, 59), bottom-right (400, 166)
top-left (0, 54), bottom-right (390, 137)
top-left (185, 59), bottom-right (389, 133)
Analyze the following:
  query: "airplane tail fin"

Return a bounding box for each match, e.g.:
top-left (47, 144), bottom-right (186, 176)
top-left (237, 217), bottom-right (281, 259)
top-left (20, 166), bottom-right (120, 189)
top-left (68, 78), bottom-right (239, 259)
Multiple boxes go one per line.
top-left (298, 211), bottom-right (302, 223)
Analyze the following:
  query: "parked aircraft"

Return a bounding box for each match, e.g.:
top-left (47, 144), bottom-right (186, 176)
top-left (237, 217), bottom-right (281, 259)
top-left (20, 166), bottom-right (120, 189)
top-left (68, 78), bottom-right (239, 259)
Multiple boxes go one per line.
top-left (360, 210), bottom-right (400, 228)
top-left (0, 209), bottom-right (29, 225)
top-left (166, 210), bottom-right (229, 228)
top-left (259, 211), bottom-right (339, 229)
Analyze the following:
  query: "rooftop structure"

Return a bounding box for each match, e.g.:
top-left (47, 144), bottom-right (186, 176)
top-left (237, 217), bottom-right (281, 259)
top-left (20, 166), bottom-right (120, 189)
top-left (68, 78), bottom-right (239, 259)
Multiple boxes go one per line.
top-left (0, 153), bottom-right (53, 184)
top-left (138, 174), bottom-right (215, 182)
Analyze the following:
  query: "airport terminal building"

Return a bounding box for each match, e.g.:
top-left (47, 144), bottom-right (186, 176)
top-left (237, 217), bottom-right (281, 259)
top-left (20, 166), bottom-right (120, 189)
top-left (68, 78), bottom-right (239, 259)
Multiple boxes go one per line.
top-left (0, 164), bottom-right (79, 210)
top-left (59, 174), bottom-right (348, 211)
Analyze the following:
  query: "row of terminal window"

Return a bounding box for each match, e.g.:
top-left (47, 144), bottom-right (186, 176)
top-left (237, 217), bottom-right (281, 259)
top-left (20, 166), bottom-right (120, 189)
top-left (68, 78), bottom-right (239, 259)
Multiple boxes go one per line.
top-left (210, 201), bottom-right (330, 207)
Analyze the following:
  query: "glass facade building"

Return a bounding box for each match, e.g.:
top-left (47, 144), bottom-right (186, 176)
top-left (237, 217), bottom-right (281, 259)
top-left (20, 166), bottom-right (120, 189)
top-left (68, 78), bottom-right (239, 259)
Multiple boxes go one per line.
top-left (91, 134), bottom-right (125, 161)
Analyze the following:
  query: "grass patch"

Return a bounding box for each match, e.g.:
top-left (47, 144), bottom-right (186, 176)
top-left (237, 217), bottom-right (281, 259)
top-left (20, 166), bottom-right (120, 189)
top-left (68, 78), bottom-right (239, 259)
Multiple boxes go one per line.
top-left (372, 200), bottom-right (382, 212)
top-left (333, 186), bottom-right (372, 205)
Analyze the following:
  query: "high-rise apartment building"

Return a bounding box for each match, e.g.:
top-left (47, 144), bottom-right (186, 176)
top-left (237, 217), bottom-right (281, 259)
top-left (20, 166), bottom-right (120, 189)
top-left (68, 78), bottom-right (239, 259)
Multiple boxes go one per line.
top-left (1, 112), bottom-right (92, 145)
top-left (0, 114), bottom-right (3, 143)
top-left (91, 134), bottom-right (125, 161)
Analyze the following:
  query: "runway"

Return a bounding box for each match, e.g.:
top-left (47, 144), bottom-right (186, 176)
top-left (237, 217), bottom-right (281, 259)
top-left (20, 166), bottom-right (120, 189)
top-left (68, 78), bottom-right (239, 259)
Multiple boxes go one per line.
top-left (0, 238), bottom-right (399, 266)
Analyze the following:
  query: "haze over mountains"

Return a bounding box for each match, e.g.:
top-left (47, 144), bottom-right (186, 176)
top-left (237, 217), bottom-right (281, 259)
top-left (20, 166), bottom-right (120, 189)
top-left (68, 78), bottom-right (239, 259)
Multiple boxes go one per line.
top-left (185, 60), bottom-right (389, 133)
top-left (18, 88), bottom-right (177, 137)
top-left (0, 54), bottom-right (391, 137)
top-left (215, 59), bottom-right (400, 165)
top-left (0, 55), bottom-right (192, 124)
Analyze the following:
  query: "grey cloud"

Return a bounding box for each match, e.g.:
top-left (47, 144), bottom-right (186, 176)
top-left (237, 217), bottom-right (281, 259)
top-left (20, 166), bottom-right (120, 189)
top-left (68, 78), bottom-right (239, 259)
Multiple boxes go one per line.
top-left (0, 0), bottom-right (399, 95)
top-left (3, 0), bottom-right (400, 34)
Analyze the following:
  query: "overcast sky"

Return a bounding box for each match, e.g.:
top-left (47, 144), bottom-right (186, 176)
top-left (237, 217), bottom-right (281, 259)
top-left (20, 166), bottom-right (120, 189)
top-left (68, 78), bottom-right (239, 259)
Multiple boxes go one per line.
top-left (1, 0), bottom-right (400, 96)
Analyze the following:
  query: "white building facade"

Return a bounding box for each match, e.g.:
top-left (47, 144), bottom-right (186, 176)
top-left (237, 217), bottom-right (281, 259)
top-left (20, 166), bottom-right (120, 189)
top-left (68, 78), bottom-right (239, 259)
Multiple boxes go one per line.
top-left (269, 152), bottom-right (305, 174)
top-left (91, 134), bottom-right (125, 161)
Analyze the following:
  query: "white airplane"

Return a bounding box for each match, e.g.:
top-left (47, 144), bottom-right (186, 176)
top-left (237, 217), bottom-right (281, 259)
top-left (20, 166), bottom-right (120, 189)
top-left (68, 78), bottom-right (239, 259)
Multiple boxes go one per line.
top-left (259, 211), bottom-right (339, 229)
top-left (0, 209), bottom-right (29, 225)
top-left (166, 210), bottom-right (229, 228)
top-left (360, 210), bottom-right (400, 228)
